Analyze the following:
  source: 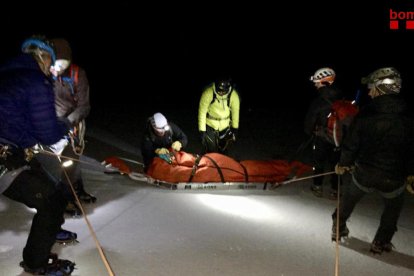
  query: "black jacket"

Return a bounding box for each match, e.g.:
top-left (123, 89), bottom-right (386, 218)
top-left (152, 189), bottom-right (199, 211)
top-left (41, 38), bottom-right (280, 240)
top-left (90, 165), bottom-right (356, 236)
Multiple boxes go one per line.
top-left (141, 120), bottom-right (188, 169)
top-left (339, 94), bottom-right (414, 192)
top-left (304, 85), bottom-right (342, 143)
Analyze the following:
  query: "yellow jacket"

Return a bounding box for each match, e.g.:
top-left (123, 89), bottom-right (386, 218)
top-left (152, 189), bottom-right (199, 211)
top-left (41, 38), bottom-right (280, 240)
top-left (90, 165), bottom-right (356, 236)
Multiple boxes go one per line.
top-left (198, 83), bottom-right (240, 132)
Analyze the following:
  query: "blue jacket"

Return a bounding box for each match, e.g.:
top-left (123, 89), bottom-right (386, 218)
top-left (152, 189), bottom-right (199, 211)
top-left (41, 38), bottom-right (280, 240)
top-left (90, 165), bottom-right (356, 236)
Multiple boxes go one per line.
top-left (0, 54), bottom-right (68, 148)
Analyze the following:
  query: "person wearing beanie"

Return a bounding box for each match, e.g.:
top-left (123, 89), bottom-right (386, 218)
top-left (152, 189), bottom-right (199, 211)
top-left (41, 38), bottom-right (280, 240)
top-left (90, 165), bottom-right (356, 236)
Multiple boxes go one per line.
top-left (141, 112), bottom-right (188, 171)
top-left (37, 38), bottom-right (95, 220)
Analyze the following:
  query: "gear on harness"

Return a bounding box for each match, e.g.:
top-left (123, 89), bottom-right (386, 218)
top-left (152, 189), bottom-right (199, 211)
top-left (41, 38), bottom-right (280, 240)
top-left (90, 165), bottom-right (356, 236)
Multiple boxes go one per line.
top-left (406, 175), bottom-right (414, 194)
top-left (158, 152), bottom-right (175, 164)
top-left (69, 120), bottom-right (86, 155)
top-left (218, 127), bottom-right (236, 152)
top-left (0, 144), bottom-right (12, 159)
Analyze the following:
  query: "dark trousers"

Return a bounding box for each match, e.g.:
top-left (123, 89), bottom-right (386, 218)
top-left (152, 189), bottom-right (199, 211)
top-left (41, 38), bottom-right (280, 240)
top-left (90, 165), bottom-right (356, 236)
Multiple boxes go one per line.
top-left (202, 126), bottom-right (234, 155)
top-left (333, 175), bottom-right (405, 243)
top-left (36, 145), bottom-right (83, 201)
top-left (312, 138), bottom-right (340, 190)
top-left (2, 159), bottom-right (67, 269)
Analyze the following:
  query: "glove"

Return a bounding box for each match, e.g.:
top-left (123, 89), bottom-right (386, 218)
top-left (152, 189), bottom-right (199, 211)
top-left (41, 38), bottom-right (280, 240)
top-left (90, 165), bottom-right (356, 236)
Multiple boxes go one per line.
top-left (58, 116), bottom-right (72, 129)
top-left (171, 141), bottom-right (182, 151)
top-left (158, 154), bottom-right (173, 164)
top-left (155, 148), bottom-right (169, 155)
top-left (335, 164), bottom-right (351, 175)
top-left (200, 131), bottom-right (206, 143)
top-left (406, 175), bottom-right (414, 194)
top-left (230, 128), bottom-right (238, 141)
top-left (49, 138), bottom-right (69, 156)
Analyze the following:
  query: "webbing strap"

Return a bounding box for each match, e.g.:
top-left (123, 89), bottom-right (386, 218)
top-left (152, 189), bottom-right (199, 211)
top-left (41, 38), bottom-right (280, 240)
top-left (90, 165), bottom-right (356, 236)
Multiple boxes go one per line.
top-left (207, 113), bottom-right (230, 121)
top-left (203, 155), bottom-right (225, 182)
top-left (188, 155), bottom-right (203, 182)
top-left (239, 162), bottom-right (248, 182)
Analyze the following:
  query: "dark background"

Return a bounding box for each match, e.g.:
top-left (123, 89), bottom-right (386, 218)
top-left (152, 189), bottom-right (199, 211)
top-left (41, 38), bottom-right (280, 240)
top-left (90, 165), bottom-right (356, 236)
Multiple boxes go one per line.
top-left (1, 1), bottom-right (413, 157)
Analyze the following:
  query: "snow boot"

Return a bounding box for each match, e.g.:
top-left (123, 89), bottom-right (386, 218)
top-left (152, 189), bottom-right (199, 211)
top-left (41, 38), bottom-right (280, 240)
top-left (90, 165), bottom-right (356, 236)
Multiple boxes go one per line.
top-left (74, 180), bottom-right (97, 204)
top-left (20, 253), bottom-right (76, 275)
top-left (328, 190), bottom-right (340, 200)
top-left (370, 240), bottom-right (394, 254)
top-left (64, 201), bottom-right (82, 218)
top-left (56, 229), bottom-right (78, 245)
top-left (310, 184), bottom-right (323, 197)
top-left (76, 188), bottom-right (97, 204)
top-left (331, 223), bottom-right (349, 242)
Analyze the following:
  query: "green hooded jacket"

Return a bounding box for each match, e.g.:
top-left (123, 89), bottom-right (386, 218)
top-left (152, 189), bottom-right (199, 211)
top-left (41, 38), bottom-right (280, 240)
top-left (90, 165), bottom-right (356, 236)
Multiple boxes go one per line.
top-left (198, 83), bottom-right (240, 132)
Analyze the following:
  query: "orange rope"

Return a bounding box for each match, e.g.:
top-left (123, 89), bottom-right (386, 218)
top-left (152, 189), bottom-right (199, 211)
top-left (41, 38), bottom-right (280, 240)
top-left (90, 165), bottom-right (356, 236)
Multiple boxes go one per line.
top-left (335, 175), bottom-right (341, 276)
top-left (44, 148), bottom-right (116, 276)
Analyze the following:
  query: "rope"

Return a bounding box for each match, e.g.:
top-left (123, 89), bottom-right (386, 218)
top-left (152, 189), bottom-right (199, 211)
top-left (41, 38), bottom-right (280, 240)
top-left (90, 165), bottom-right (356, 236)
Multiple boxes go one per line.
top-left (41, 148), bottom-right (115, 276)
top-left (334, 174), bottom-right (341, 276)
top-left (270, 171), bottom-right (336, 189)
top-left (114, 156), bottom-right (144, 167)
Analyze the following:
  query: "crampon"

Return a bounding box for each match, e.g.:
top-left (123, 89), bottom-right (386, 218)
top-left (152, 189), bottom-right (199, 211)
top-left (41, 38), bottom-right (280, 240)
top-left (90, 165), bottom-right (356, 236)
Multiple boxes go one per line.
top-left (20, 253), bottom-right (76, 275)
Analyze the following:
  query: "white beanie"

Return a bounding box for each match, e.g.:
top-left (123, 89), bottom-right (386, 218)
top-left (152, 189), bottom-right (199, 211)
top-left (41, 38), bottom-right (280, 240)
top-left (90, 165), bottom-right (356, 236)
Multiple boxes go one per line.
top-left (151, 112), bottom-right (168, 129)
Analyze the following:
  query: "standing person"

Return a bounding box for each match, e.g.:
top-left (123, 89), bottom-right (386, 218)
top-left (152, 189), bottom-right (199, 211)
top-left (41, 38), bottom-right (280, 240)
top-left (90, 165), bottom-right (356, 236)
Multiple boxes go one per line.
top-left (332, 67), bottom-right (414, 254)
top-left (198, 77), bottom-right (240, 155)
top-left (0, 36), bottom-right (75, 274)
top-left (44, 38), bottom-right (95, 217)
top-left (141, 112), bottom-right (188, 171)
top-left (304, 67), bottom-right (342, 198)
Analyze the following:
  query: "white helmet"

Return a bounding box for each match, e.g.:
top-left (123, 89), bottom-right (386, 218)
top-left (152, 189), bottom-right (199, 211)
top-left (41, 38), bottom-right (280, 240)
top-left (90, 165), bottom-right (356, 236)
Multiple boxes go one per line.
top-left (310, 67), bottom-right (336, 84)
top-left (150, 113), bottom-right (170, 135)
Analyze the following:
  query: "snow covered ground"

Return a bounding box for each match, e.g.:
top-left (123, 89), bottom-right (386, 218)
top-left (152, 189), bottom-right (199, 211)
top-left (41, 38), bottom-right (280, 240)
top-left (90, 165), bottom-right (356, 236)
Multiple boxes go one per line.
top-left (1, 124), bottom-right (414, 276)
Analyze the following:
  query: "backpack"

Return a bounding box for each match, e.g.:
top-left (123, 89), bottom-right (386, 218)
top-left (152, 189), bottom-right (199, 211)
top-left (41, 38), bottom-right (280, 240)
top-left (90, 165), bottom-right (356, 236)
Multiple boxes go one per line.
top-left (326, 100), bottom-right (359, 147)
top-left (210, 89), bottom-right (233, 107)
top-left (56, 64), bottom-right (84, 155)
top-left (56, 64), bottom-right (79, 100)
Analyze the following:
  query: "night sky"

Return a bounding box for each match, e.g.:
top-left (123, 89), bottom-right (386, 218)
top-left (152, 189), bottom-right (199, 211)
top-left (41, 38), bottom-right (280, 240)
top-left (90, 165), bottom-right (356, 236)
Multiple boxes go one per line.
top-left (1, 1), bottom-right (414, 123)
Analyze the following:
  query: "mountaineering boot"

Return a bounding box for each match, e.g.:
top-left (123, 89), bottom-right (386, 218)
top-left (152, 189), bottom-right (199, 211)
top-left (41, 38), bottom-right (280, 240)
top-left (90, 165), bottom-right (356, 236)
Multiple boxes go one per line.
top-left (76, 188), bottom-right (97, 204)
top-left (74, 180), bottom-right (97, 204)
top-left (20, 253), bottom-right (76, 275)
top-left (331, 223), bottom-right (349, 242)
top-left (56, 228), bottom-right (78, 245)
top-left (328, 189), bottom-right (340, 200)
top-left (370, 240), bottom-right (394, 254)
top-left (310, 184), bottom-right (323, 197)
top-left (64, 201), bottom-right (82, 217)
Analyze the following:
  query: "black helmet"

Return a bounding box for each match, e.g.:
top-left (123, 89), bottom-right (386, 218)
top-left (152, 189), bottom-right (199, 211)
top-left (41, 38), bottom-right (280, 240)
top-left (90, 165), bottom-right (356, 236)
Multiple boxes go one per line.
top-left (361, 67), bottom-right (402, 94)
top-left (21, 35), bottom-right (56, 63)
top-left (215, 78), bottom-right (232, 95)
